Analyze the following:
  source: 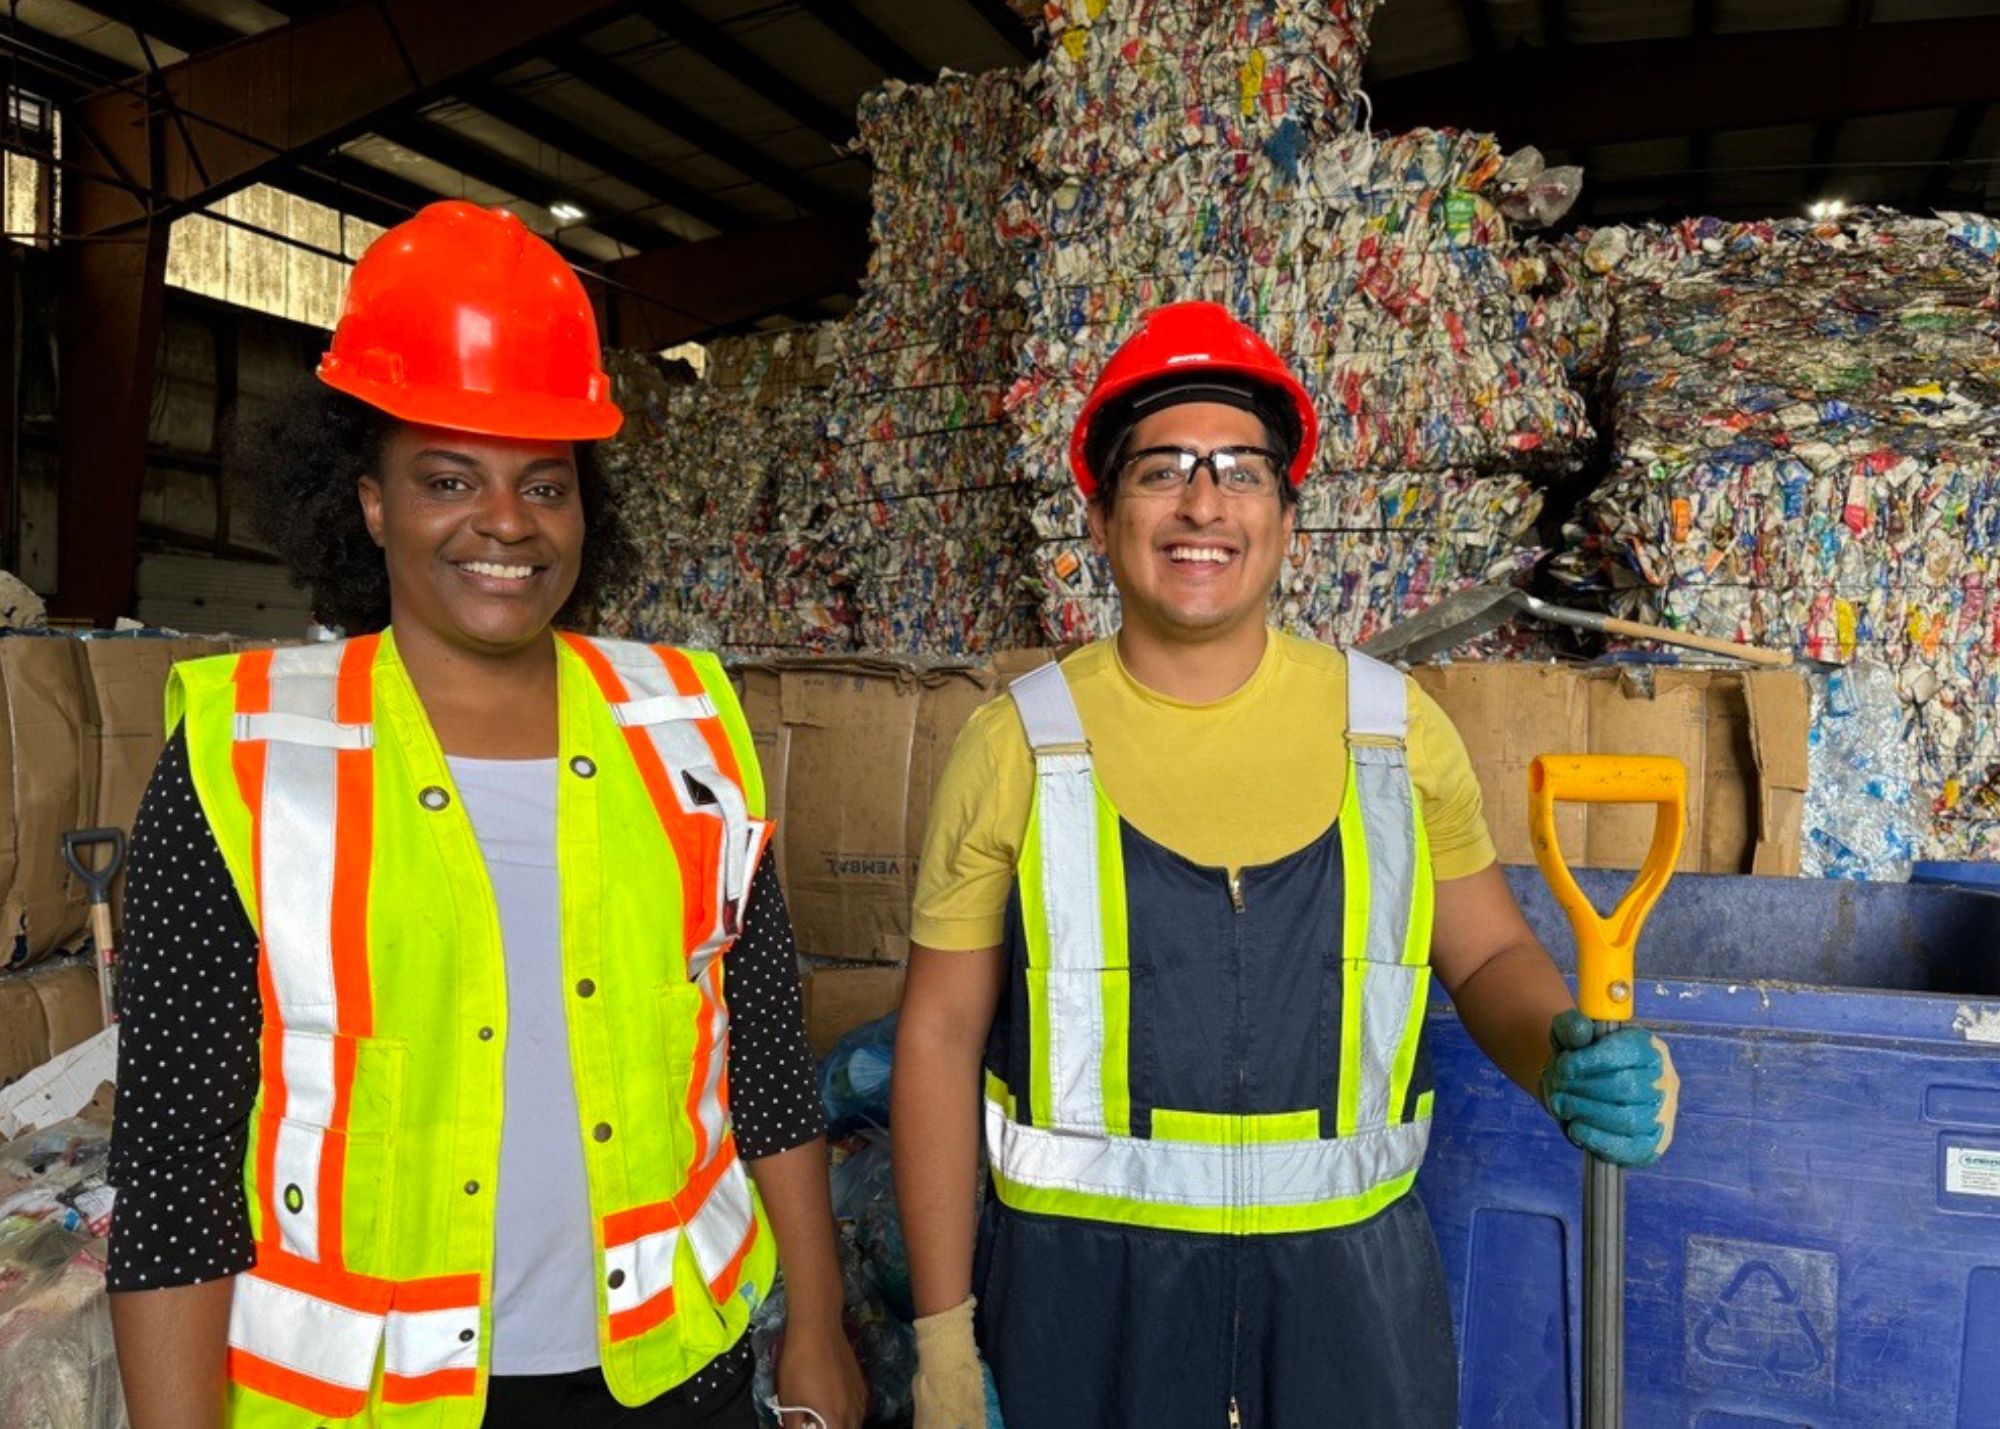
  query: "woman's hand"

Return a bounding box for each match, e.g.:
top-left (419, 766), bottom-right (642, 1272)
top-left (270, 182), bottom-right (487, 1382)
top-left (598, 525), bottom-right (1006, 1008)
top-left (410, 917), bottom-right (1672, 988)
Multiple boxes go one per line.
top-left (774, 1314), bottom-right (867, 1429)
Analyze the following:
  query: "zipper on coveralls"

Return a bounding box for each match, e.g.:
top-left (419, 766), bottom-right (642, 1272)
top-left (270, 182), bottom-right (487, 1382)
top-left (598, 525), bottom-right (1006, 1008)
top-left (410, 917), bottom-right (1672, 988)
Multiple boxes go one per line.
top-left (1227, 865), bottom-right (1245, 1427)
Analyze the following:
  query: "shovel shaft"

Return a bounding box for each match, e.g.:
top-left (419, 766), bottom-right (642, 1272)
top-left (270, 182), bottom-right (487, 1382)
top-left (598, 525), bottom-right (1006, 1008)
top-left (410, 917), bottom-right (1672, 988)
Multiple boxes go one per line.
top-left (1584, 1078), bottom-right (1626, 1429)
top-left (88, 902), bottom-right (116, 1027)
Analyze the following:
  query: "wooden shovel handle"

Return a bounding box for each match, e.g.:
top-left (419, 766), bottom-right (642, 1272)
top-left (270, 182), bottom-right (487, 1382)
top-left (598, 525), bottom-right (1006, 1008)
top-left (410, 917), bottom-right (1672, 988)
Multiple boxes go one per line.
top-left (1596, 616), bottom-right (1793, 667)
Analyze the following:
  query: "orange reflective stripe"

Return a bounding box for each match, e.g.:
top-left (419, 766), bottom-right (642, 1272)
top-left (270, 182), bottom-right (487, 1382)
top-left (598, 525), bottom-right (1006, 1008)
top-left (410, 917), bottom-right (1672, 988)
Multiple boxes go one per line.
top-left (392, 1272), bottom-right (483, 1313)
top-left (382, 1368), bottom-right (480, 1404)
top-left (231, 651), bottom-right (287, 1247)
top-left (321, 634), bottom-right (378, 1269)
top-left (608, 1284), bottom-right (677, 1343)
top-left (249, 1245), bottom-right (395, 1310)
top-left (602, 1141), bottom-right (739, 1247)
top-left (228, 1348), bottom-right (371, 1420)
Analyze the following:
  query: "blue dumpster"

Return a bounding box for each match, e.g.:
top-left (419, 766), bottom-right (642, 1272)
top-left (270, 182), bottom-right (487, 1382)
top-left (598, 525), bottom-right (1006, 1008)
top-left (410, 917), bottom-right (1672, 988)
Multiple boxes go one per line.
top-left (1420, 868), bottom-right (2000, 1429)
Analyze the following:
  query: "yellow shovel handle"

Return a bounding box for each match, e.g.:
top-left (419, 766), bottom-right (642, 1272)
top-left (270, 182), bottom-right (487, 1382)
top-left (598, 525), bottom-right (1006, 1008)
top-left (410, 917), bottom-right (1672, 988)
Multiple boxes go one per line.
top-left (1528, 754), bottom-right (1688, 1021)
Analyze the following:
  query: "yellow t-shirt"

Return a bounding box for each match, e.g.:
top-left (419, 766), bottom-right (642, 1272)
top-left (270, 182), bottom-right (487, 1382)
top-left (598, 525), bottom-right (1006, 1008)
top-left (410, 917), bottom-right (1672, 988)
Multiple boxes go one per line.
top-left (912, 630), bottom-right (1498, 951)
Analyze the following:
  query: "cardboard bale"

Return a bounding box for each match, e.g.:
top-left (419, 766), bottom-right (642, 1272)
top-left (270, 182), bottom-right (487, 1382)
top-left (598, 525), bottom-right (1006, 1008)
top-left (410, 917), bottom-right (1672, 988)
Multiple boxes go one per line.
top-left (1413, 662), bottom-right (1809, 874)
top-left (0, 974), bottom-right (49, 1086)
top-left (0, 637), bottom-right (100, 967)
top-left (81, 636), bottom-right (233, 924)
top-left (801, 966), bottom-right (906, 1060)
top-left (24, 960), bottom-right (103, 1058)
top-left (741, 651), bottom-right (1054, 961)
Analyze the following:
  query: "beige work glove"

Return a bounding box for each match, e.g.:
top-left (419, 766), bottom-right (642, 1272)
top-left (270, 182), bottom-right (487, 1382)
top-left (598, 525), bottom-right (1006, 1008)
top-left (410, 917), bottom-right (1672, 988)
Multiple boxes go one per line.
top-left (913, 1296), bottom-right (990, 1429)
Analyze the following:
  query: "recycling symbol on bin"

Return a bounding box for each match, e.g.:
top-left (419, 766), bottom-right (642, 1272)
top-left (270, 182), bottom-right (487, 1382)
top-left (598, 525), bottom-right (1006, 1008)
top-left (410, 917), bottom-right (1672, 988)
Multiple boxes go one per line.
top-left (1693, 1260), bottom-right (1828, 1379)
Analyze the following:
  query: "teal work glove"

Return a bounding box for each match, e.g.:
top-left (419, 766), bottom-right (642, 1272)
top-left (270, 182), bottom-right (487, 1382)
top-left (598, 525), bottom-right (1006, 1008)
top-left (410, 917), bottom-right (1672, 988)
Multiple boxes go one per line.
top-left (1538, 1008), bottom-right (1680, 1168)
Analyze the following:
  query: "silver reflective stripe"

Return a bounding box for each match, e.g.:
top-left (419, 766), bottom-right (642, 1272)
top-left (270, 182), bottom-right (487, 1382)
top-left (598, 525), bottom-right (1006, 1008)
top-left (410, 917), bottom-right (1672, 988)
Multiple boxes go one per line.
top-left (1345, 649), bottom-right (1408, 739)
top-left (1346, 650), bottom-right (1422, 1132)
top-left (985, 1097), bottom-right (1429, 1209)
top-left (235, 711), bottom-right (374, 750)
top-left (385, 1305), bottom-right (480, 1379)
top-left (685, 1162), bottom-right (756, 1284)
top-left (256, 644), bottom-right (353, 1029)
top-left (279, 1030), bottom-right (336, 1126)
top-left (613, 692), bottom-right (718, 728)
top-left (228, 1271), bottom-right (384, 1391)
top-left (1008, 665), bottom-right (1106, 1135)
top-left (692, 960), bottom-right (730, 1155)
top-left (604, 1226), bottom-right (678, 1316)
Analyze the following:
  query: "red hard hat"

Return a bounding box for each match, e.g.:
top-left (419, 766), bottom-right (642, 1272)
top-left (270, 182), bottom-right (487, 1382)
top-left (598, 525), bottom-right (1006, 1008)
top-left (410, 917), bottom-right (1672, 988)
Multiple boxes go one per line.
top-left (318, 200), bottom-right (622, 440)
top-left (1068, 300), bottom-right (1318, 497)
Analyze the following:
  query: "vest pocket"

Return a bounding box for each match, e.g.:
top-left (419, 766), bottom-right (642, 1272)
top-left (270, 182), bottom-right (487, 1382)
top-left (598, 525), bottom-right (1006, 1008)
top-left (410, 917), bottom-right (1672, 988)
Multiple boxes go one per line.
top-left (256, 1031), bottom-right (405, 1275)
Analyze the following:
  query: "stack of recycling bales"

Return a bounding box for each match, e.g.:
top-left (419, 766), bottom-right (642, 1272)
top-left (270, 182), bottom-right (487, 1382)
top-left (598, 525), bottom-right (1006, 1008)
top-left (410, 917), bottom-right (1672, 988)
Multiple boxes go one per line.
top-left (820, 73), bottom-right (1044, 655)
top-left (1006, 0), bottom-right (1591, 645)
top-left (1554, 211), bottom-right (2000, 858)
top-left (596, 334), bottom-right (855, 653)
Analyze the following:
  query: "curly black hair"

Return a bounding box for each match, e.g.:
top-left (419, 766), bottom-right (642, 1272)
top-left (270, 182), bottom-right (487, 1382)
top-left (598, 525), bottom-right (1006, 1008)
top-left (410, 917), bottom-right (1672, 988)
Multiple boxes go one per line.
top-left (240, 385), bottom-right (630, 634)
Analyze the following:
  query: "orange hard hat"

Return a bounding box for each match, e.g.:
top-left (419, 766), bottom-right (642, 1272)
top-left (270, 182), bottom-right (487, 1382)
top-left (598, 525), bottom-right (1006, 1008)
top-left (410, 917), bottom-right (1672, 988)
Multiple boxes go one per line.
top-left (1069, 300), bottom-right (1318, 497)
top-left (318, 200), bottom-right (622, 440)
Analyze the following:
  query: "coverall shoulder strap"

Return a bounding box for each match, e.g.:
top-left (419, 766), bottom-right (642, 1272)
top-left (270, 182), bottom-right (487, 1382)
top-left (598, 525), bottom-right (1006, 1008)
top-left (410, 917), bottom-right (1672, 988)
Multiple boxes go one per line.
top-left (1008, 660), bottom-right (1086, 753)
top-left (1345, 649), bottom-right (1408, 742)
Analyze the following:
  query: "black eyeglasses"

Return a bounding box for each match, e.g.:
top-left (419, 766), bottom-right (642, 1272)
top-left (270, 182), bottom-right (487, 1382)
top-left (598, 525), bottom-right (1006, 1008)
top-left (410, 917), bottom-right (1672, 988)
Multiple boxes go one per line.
top-left (1116, 445), bottom-right (1283, 499)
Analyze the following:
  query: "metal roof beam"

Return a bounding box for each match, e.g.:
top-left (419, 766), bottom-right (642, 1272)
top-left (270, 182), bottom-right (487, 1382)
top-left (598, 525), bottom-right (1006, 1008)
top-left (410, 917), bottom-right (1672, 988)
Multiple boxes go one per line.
top-left (606, 209), bottom-right (865, 348)
top-left (457, 79), bottom-right (745, 231)
top-left (1371, 18), bottom-right (2000, 149)
top-left (959, 0), bottom-right (1038, 61)
top-left (79, 0), bottom-right (241, 56)
top-left (545, 40), bottom-right (843, 213)
top-left (372, 115), bottom-right (669, 251)
top-left (67, 0), bottom-right (637, 238)
top-left (790, 0), bottom-right (930, 84)
top-left (633, 0), bottom-right (850, 145)
top-left (1923, 100), bottom-right (1990, 211)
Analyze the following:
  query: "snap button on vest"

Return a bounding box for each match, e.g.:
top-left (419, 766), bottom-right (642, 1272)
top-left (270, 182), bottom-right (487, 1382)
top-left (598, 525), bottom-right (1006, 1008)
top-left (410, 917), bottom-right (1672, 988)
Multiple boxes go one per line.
top-left (458, 1328), bottom-right (475, 1343)
top-left (593, 1122), bottom-right (613, 1142)
top-left (576, 979), bottom-right (596, 998)
top-left (419, 786), bottom-right (451, 811)
top-left (464, 1180), bottom-right (479, 1195)
top-left (570, 756), bottom-right (596, 778)
top-left (283, 1184), bottom-right (303, 1214)
top-left (607, 1269), bottom-right (627, 1289)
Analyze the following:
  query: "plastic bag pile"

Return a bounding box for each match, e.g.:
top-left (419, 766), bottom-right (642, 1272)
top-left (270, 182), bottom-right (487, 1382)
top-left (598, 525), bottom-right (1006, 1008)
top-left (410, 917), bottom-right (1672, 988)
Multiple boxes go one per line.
top-left (0, 1116), bottom-right (124, 1429)
top-left (1554, 212), bottom-right (2000, 859)
top-left (1002, 0), bottom-right (1587, 644)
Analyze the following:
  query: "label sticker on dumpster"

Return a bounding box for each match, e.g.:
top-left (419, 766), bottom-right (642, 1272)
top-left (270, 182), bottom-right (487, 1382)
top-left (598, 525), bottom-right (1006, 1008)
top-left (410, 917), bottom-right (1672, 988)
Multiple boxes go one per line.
top-left (1684, 1236), bottom-right (1837, 1403)
top-left (1946, 1146), bottom-right (2000, 1198)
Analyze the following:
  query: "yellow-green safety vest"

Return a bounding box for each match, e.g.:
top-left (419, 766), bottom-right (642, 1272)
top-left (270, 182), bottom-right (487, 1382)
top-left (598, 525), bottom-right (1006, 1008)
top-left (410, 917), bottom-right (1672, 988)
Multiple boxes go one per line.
top-left (983, 649), bottom-right (1436, 1234)
top-left (169, 629), bottom-right (779, 1426)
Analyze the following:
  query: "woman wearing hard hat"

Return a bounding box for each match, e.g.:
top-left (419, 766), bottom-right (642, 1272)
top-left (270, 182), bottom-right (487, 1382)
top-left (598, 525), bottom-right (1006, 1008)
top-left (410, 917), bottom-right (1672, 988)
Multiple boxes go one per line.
top-left (104, 201), bottom-right (866, 1429)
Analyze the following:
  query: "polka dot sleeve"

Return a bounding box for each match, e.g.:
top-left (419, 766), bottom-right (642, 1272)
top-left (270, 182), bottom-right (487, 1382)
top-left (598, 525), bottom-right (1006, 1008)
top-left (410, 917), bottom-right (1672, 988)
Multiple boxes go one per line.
top-left (726, 860), bottom-right (827, 1161)
top-left (106, 729), bottom-right (262, 1293)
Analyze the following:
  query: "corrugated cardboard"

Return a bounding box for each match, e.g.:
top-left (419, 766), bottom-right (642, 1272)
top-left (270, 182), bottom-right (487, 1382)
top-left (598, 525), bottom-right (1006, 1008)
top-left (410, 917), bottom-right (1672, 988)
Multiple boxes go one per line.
top-left (0, 974), bottom-right (49, 1087)
top-left (81, 636), bottom-right (233, 923)
top-left (1413, 662), bottom-right (1810, 873)
top-left (25, 961), bottom-right (104, 1058)
top-left (740, 652), bottom-right (1053, 961)
top-left (0, 637), bottom-right (100, 965)
top-left (801, 966), bottom-right (906, 1059)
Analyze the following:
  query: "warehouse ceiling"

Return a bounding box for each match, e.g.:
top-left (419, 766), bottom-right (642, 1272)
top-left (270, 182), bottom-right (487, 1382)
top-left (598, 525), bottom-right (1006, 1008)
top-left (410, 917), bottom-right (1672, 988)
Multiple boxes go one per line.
top-left (1, 0), bottom-right (1997, 339)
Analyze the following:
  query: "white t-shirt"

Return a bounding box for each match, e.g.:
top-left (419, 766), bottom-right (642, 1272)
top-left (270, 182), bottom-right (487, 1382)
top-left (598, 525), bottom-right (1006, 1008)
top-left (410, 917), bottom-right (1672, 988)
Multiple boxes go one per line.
top-left (447, 756), bottom-right (599, 1375)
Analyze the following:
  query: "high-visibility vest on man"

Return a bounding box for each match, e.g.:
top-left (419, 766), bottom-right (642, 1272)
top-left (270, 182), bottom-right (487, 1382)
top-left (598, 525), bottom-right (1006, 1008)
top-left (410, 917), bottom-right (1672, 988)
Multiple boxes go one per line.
top-left (171, 629), bottom-right (776, 1426)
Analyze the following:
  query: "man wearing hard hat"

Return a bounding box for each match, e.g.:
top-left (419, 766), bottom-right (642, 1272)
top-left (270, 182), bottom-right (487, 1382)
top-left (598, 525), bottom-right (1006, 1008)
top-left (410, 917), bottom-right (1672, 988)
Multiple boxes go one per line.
top-left (892, 302), bottom-right (1681, 1428)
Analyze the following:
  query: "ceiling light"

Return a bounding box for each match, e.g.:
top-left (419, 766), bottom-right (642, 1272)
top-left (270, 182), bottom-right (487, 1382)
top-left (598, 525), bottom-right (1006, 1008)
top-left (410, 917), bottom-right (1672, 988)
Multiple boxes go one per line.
top-left (550, 201), bottom-right (587, 222)
top-left (1807, 198), bottom-right (1847, 222)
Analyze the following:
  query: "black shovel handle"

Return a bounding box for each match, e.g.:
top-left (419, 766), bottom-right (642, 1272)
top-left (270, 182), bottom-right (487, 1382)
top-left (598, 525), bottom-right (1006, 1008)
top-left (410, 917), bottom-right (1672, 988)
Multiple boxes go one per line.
top-left (62, 828), bottom-right (128, 905)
